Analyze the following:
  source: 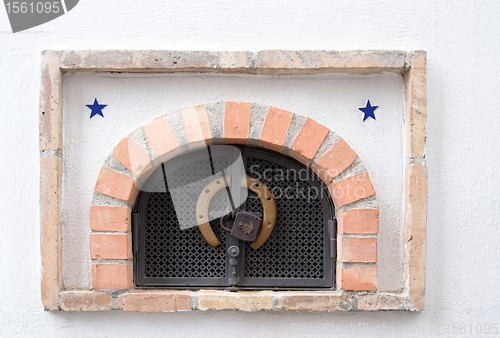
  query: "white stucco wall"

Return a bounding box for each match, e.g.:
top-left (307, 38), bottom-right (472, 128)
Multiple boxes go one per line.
top-left (0, 0), bottom-right (499, 337)
top-left (62, 72), bottom-right (404, 291)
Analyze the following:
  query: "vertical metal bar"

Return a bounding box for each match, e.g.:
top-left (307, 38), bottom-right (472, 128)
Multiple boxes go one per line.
top-left (132, 213), bottom-right (140, 254)
top-left (208, 146), bottom-right (237, 211)
top-left (208, 146), bottom-right (241, 287)
top-left (161, 163), bottom-right (168, 193)
top-left (132, 211), bottom-right (140, 286)
top-left (328, 219), bottom-right (336, 259)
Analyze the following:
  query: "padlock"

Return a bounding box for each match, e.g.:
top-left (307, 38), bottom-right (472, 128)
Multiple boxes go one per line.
top-left (230, 211), bottom-right (262, 242)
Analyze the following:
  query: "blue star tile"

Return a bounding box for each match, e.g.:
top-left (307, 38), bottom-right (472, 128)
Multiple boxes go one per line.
top-left (86, 98), bottom-right (107, 118)
top-left (359, 100), bottom-right (378, 122)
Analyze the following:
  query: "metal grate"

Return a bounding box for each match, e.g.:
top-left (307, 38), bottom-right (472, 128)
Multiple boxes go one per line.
top-left (143, 190), bottom-right (227, 279)
top-left (243, 156), bottom-right (325, 280)
top-left (134, 146), bottom-right (334, 288)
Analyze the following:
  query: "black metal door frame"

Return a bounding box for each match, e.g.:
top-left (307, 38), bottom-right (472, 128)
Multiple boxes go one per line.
top-left (133, 145), bottom-right (335, 289)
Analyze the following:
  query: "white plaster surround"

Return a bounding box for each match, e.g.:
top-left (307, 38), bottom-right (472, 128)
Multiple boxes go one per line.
top-left (62, 72), bottom-right (404, 291)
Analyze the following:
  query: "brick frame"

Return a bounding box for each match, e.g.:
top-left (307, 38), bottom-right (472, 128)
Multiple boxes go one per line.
top-left (40, 50), bottom-right (427, 312)
top-left (91, 102), bottom-right (378, 292)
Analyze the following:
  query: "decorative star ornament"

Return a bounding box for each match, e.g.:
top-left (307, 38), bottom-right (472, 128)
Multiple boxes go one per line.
top-left (86, 98), bottom-right (107, 118)
top-left (359, 100), bottom-right (378, 122)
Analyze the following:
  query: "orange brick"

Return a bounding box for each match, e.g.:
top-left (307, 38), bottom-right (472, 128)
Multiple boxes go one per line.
top-left (94, 168), bottom-right (138, 203)
top-left (112, 137), bottom-right (132, 171)
top-left (113, 136), bottom-right (152, 177)
top-left (90, 233), bottom-right (131, 259)
top-left (90, 205), bottom-right (131, 232)
top-left (338, 238), bottom-right (377, 263)
top-left (338, 265), bottom-right (377, 291)
top-left (143, 117), bottom-right (180, 161)
top-left (258, 106), bottom-right (293, 151)
top-left (290, 118), bottom-right (329, 163)
top-left (224, 101), bottom-right (251, 144)
top-left (182, 105), bottom-right (212, 144)
top-left (60, 291), bottom-right (113, 311)
top-left (119, 292), bottom-right (192, 312)
top-left (312, 139), bottom-right (357, 182)
top-left (338, 208), bottom-right (378, 234)
top-left (329, 172), bottom-right (375, 207)
top-left (92, 264), bottom-right (133, 290)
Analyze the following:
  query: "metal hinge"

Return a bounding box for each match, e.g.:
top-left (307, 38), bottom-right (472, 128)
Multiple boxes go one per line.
top-left (328, 219), bottom-right (337, 259)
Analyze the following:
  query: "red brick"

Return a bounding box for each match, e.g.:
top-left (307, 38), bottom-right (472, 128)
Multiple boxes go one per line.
top-left (90, 233), bottom-right (131, 259)
top-left (312, 139), bottom-right (357, 182)
top-left (329, 172), bottom-right (375, 207)
top-left (338, 238), bottom-right (377, 263)
top-left (338, 208), bottom-right (378, 234)
top-left (119, 292), bottom-right (192, 312)
top-left (182, 105), bottom-right (212, 144)
top-left (224, 101), bottom-right (251, 144)
top-left (92, 264), bottom-right (133, 290)
top-left (90, 205), bottom-right (131, 232)
top-left (113, 136), bottom-right (152, 177)
top-left (143, 117), bottom-right (180, 162)
top-left (338, 265), bottom-right (377, 291)
top-left (290, 118), bottom-right (329, 163)
top-left (258, 106), bottom-right (293, 151)
top-left (94, 168), bottom-right (138, 203)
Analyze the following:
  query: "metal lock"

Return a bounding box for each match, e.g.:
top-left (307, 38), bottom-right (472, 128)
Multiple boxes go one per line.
top-left (230, 211), bottom-right (262, 242)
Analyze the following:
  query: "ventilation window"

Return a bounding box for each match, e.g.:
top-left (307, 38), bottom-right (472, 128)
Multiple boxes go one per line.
top-left (132, 145), bottom-right (335, 289)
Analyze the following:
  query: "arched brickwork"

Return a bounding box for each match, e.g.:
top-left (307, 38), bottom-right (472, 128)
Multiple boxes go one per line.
top-left (89, 101), bottom-right (379, 292)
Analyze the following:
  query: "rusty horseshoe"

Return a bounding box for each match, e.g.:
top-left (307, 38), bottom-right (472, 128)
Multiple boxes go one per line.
top-left (195, 175), bottom-right (276, 249)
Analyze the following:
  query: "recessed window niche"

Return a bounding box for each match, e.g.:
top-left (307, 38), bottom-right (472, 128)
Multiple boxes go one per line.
top-left (40, 50), bottom-right (427, 312)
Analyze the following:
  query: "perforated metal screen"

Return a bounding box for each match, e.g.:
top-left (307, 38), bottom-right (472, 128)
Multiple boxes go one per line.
top-left (142, 191), bottom-right (227, 279)
top-left (133, 146), bottom-right (335, 289)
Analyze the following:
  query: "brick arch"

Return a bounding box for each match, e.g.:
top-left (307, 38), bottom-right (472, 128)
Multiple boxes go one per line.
top-left (90, 101), bottom-right (379, 292)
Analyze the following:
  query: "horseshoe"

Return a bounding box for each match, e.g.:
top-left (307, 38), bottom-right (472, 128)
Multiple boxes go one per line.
top-left (195, 175), bottom-right (276, 249)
